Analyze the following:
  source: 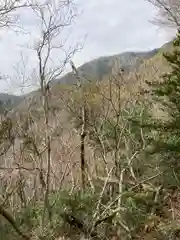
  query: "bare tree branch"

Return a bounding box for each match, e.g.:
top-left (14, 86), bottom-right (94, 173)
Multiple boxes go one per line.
top-left (0, 204), bottom-right (30, 240)
top-left (147, 0), bottom-right (180, 27)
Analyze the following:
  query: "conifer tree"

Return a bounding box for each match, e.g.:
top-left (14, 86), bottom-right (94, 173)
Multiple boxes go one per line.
top-left (146, 30), bottom-right (180, 188)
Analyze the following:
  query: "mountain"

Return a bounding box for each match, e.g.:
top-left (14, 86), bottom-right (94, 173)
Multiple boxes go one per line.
top-left (54, 48), bottom-right (159, 84)
top-left (0, 93), bottom-right (22, 103)
top-left (0, 93), bottom-right (23, 110)
top-left (0, 40), bottom-right (173, 111)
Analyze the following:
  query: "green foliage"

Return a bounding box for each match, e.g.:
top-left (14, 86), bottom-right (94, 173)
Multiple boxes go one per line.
top-left (50, 190), bottom-right (99, 221)
top-left (145, 31), bottom-right (180, 188)
top-left (0, 190), bottom-right (101, 240)
top-left (17, 203), bottom-right (44, 230)
top-left (119, 189), bottom-right (155, 236)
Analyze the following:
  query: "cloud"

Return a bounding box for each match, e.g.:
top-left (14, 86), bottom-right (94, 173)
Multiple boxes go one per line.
top-left (72, 0), bottom-right (174, 63)
top-left (0, 0), bottom-right (175, 94)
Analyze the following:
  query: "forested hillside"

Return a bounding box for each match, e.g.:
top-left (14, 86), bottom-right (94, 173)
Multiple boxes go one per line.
top-left (0, 0), bottom-right (180, 240)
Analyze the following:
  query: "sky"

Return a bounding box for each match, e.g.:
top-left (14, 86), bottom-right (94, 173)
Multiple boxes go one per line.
top-left (0, 0), bottom-right (176, 95)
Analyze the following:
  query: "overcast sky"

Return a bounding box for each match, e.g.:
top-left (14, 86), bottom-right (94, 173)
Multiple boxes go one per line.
top-left (0, 0), bottom-right (176, 95)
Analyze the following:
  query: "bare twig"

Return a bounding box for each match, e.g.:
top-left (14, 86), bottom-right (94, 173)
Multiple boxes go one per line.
top-left (147, 0), bottom-right (180, 27)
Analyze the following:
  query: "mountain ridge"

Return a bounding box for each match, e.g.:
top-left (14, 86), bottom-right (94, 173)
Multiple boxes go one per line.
top-left (0, 39), bottom-right (173, 109)
top-left (54, 48), bottom-right (159, 85)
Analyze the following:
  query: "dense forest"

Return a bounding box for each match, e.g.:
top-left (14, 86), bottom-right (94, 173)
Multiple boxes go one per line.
top-left (0, 0), bottom-right (180, 240)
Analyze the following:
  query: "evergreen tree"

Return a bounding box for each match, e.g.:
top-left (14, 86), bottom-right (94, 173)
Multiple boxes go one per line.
top-left (146, 30), bottom-right (180, 188)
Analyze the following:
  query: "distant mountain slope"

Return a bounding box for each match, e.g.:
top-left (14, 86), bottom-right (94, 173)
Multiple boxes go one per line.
top-left (0, 40), bottom-right (173, 111)
top-left (0, 93), bottom-right (23, 110)
top-left (55, 48), bottom-right (159, 84)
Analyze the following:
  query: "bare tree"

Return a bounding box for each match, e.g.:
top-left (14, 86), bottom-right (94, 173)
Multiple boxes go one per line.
top-left (0, 0), bottom-right (41, 29)
top-left (0, 1), bottom-right (38, 237)
top-left (147, 0), bottom-right (180, 27)
top-left (0, 0), bottom-right (80, 238)
top-left (70, 61), bottom-right (87, 191)
top-left (29, 0), bottom-right (79, 224)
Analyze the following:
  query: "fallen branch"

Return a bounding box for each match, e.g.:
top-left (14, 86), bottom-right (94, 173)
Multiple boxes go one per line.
top-left (0, 205), bottom-right (30, 240)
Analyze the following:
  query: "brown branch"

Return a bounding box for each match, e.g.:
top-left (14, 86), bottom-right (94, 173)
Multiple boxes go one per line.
top-left (148, 0), bottom-right (180, 27)
top-left (0, 205), bottom-right (30, 240)
top-left (70, 61), bottom-right (87, 190)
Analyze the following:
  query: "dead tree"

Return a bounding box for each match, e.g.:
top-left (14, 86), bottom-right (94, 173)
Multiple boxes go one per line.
top-left (70, 60), bottom-right (87, 191)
